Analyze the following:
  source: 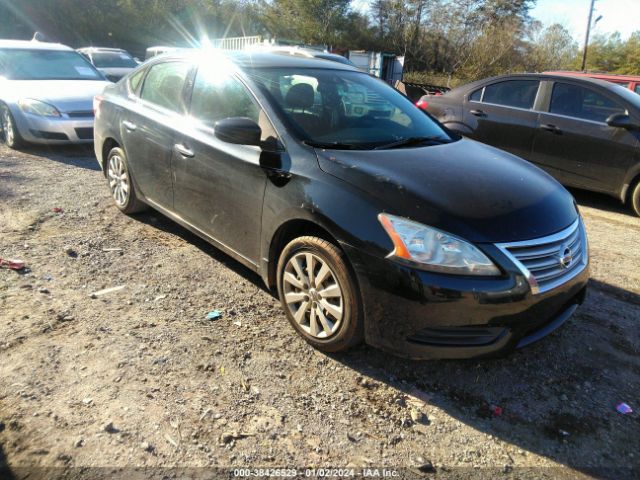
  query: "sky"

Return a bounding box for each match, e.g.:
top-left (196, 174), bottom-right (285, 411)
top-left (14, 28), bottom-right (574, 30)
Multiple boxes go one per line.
top-left (531, 0), bottom-right (640, 42)
top-left (352, 0), bottom-right (640, 42)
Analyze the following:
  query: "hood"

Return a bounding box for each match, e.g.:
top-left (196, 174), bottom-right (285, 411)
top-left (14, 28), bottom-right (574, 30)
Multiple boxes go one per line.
top-left (316, 138), bottom-right (577, 243)
top-left (98, 67), bottom-right (135, 81)
top-left (0, 79), bottom-right (110, 112)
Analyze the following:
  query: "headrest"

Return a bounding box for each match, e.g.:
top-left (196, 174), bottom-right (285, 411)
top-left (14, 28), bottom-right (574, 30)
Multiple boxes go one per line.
top-left (285, 83), bottom-right (315, 109)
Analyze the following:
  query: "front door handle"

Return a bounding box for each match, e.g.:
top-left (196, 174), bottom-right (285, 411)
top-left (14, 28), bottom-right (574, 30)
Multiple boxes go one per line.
top-left (469, 109), bottom-right (486, 117)
top-left (122, 120), bottom-right (137, 131)
top-left (540, 123), bottom-right (561, 133)
top-left (174, 143), bottom-right (194, 158)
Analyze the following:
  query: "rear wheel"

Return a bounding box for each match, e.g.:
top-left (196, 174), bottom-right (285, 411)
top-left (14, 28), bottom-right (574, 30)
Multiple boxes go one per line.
top-left (106, 147), bottom-right (147, 214)
top-left (277, 236), bottom-right (363, 352)
top-left (630, 180), bottom-right (640, 217)
top-left (0, 104), bottom-right (24, 149)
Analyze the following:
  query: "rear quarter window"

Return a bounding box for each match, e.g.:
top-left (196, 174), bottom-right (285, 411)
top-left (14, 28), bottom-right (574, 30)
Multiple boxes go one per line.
top-left (469, 88), bottom-right (482, 102)
top-left (128, 68), bottom-right (146, 95)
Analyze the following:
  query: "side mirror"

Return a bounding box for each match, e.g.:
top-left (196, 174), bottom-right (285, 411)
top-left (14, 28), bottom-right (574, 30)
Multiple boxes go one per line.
top-left (214, 117), bottom-right (262, 146)
top-left (606, 113), bottom-right (640, 131)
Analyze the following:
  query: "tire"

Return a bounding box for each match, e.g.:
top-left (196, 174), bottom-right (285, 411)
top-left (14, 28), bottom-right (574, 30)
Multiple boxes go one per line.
top-left (630, 180), bottom-right (640, 217)
top-left (277, 236), bottom-right (364, 352)
top-left (1, 104), bottom-right (25, 149)
top-left (106, 147), bottom-right (147, 214)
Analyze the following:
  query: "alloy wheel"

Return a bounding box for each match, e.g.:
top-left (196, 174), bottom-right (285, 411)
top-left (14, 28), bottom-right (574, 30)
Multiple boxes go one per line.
top-left (107, 154), bottom-right (129, 207)
top-left (282, 252), bottom-right (344, 338)
top-left (1, 108), bottom-right (14, 145)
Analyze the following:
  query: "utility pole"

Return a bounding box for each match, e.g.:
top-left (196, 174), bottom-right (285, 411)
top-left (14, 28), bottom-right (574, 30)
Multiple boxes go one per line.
top-left (581, 0), bottom-right (596, 71)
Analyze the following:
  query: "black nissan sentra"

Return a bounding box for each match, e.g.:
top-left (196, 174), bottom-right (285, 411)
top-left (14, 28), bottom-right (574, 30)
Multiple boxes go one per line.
top-left (94, 51), bottom-right (589, 359)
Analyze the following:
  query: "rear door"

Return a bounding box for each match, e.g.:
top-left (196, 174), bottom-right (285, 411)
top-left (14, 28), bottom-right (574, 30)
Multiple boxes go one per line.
top-left (120, 60), bottom-right (191, 209)
top-left (172, 66), bottom-right (276, 263)
top-left (531, 81), bottom-right (638, 193)
top-left (463, 79), bottom-right (541, 160)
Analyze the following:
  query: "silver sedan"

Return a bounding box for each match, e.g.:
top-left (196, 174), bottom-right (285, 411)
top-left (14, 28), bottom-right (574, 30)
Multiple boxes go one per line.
top-left (0, 40), bottom-right (110, 148)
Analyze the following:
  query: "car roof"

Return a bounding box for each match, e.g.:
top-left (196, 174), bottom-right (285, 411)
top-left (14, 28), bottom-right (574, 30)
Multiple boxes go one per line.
top-left (164, 49), bottom-right (358, 71)
top-left (545, 71), bottom-right (640, 82)
top-left (0, 39), bottom-right (73, 51)
top-left (77, 47), bottom-right (128, 53)
top-left (448, 73), bottom-right (625, 97)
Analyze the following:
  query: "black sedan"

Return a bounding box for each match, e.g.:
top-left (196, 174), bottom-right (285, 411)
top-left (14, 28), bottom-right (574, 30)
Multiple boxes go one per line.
top-left (93, 52), bottom-right (589, 359)
top-left (419, 73), bottom-right (640, 216)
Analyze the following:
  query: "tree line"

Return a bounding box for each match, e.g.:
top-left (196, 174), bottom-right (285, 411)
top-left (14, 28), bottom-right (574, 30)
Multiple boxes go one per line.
top-left (1, 0), bottom-right (638, 84)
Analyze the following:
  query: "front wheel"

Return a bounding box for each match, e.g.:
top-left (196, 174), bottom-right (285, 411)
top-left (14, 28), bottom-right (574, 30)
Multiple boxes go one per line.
top-left (630, 180), bottom-right (640, 217)
top-left (277, 236), bottom-right (363, 352)
top-left (1, 104), bottom-right (24, 149)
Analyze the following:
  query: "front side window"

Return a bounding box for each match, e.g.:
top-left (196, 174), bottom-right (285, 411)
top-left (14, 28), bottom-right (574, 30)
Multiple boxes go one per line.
top-left (0, 48), bottom-right (102, 80)
top-left (140, 62), bottom-right (190, 112)
top-left (635, 84), bottom-right (640, 95)
top-left (482, 80), bottom-right (539, 109)
top-left (190, 68), bottom-right (260, 129)
top-left (247, 67), bottom-right (452, 148)
top-left (550, 83), bottom-right (626, 122)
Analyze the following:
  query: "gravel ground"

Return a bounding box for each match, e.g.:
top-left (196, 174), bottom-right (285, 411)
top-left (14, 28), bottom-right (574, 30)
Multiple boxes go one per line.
top-left (1, 144), bottom-right (639, 480)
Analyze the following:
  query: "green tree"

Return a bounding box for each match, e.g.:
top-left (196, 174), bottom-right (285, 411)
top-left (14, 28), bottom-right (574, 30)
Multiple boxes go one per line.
top-left (527, 23), bottom-right (578, 72)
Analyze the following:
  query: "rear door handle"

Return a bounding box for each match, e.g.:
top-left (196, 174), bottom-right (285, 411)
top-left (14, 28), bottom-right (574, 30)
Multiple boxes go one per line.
top-left (174, 143), bottom-right (194, 158)
top-left (540, 123), bottom-right (561, 133)
top-left (469, 109), bottom-right (486, 117)
top-left (122, 120), bottom-right (137, 131)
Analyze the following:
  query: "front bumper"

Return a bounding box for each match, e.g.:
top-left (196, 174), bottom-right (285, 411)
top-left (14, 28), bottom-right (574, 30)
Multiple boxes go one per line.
top-left (343, 243), bottom-right (589, 360)
top-left (13, 109), bottom-right (94, 144)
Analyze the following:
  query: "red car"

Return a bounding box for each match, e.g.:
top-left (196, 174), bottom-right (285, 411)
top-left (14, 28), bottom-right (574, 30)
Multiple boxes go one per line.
top-left (545, 71), bottom-right (640, 95)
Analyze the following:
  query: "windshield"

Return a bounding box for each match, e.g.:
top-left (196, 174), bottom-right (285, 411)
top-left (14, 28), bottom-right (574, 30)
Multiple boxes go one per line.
top-left (247, 67), bottom-right (453, 149)
top-left (0, 48), bottom-right (103, 80)
top-left (91, 51), bottom-right (137, 68)
top-left (611, 83), bottom-right (640, 107)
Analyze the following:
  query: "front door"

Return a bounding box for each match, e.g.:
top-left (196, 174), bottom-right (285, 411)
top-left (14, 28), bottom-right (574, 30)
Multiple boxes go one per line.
top-left (531, 81), bottom-right (639, 194)
top-left (120, 61), bottom-right (191, 208)
top-left (172, 67), bottom-right (276, 263)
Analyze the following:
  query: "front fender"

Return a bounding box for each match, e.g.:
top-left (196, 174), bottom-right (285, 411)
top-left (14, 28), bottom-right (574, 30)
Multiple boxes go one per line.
top-left (442, 120), bottom-right (474, 136)
top-left (259, 172), bottom-right (393, 283)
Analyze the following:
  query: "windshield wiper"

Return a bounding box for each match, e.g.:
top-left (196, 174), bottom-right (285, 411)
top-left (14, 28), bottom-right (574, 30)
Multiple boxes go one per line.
top-left (303, 140), bottom-right (365, 150)
top-left (373, 136), bottom-right (450, 150)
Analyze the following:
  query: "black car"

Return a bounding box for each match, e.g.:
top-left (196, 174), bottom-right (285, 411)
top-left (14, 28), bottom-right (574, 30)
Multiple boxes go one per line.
top-left (77, 47), bottom-right (139, 82)
top-left (93, 52), bottom-right (589, 359)
top-left (419, 74), bottom-right (640, 216)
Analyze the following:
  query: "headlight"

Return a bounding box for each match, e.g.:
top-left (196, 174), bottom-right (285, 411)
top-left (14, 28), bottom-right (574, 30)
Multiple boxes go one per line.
top-left (378, 213), bottom-right (500, 276)
top-left (18, 99), bottom-right (61, 117)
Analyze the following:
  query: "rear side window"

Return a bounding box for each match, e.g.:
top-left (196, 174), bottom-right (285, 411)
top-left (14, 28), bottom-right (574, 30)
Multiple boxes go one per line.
top-left (190, 69), bottom-right (260, 129)
top-left (140, 62), bottom-right (190, 112)
top-left (550, 83), bottom-right (626, 123)
top-left (482, 80), bottom-right (539, 109)
top-left (635, 84), bottom-right (640, 95)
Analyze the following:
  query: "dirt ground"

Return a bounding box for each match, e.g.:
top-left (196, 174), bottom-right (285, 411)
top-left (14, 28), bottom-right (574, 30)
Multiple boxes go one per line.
top-left (1, 144), bottom-right (639, 480)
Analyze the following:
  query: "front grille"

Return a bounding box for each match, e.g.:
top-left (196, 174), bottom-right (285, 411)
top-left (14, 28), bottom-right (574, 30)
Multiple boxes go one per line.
top-left (29, 129), bottom-right (69, 140)
top-left (408, 326), bottom-right (506, 347)
top-left (74, 127), bottom-right (94, 140)
top-left (497, 219), bottom-right (587, 294)
top-left (67, 111), bottom-right (94, 118)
